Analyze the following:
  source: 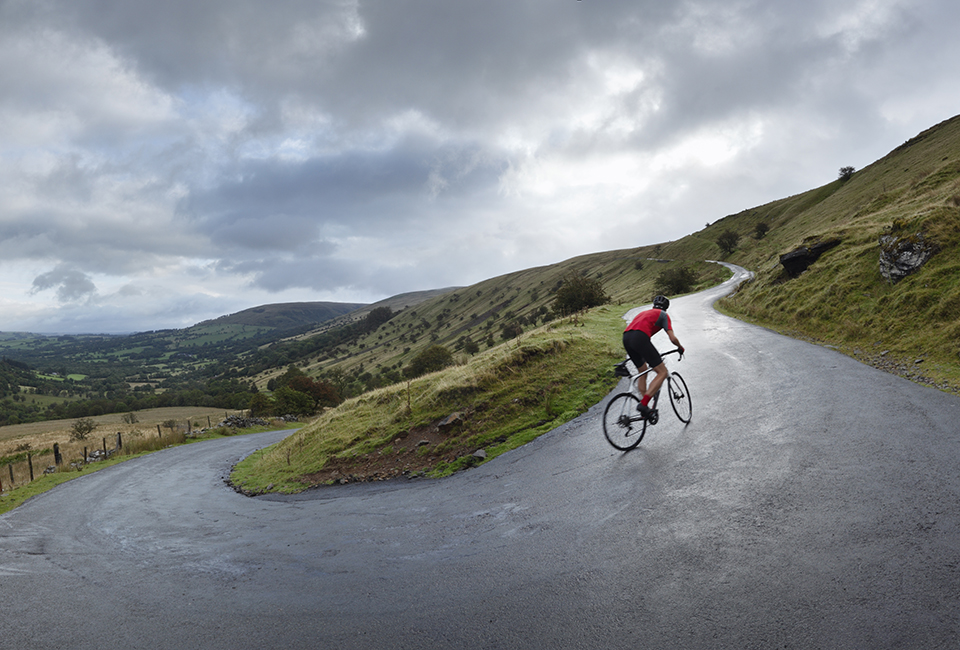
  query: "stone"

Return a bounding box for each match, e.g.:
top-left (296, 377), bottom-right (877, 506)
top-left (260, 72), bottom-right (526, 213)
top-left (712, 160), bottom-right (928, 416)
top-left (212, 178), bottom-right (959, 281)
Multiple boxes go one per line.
top-left (879, 232), bottom-right (936, 283)
top-left (779, 239), bottom-right (841, 278)
top-left (437, 412), bottom-right (464, 432)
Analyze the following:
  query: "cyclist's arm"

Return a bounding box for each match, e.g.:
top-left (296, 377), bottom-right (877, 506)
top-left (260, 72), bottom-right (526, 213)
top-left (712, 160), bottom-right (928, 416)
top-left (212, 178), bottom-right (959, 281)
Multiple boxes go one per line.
top-left (666, 328), bottom-right (684, 353)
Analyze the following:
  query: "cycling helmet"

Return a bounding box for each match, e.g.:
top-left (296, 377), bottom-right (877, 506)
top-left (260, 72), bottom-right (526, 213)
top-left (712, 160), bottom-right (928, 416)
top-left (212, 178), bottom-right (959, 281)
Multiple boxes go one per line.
top-left (652, 295), bottom-right (670, 311)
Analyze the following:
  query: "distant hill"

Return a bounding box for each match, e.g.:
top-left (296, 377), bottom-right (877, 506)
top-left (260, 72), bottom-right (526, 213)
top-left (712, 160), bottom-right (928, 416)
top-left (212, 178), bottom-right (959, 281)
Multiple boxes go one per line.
top-left (201, 301), bottom-right (366, 331)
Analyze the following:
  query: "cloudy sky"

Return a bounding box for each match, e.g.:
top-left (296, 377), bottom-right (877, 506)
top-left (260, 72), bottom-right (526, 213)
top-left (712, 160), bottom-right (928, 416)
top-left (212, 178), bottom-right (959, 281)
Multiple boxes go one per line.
top-left (1, 0), bottom-right (958, 333)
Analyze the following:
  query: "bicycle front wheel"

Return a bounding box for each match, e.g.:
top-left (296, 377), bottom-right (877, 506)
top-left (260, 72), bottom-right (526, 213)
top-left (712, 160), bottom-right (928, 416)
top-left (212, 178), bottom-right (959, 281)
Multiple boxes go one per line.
top-left (667, 372), bottom-right (692, 423)
top-left (602, 392), bottom-right (647, 450)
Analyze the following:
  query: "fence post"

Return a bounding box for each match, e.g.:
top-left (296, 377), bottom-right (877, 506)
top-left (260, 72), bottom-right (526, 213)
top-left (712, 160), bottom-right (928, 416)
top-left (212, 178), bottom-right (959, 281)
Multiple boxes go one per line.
top-left (117, 432), bottom-right (122, 450)
top-left (54, 443), bottom-right (62, 465)
top-left (28, 452), bottom-right (34, 481)
top-left (84, 447), bottom-right (88, 463)
top-left (157, 424), bottom-right (162, 438)
top-left (102, 438), bottom-right (107, 455)
top-left (8, 463), bottom-right (13, 486)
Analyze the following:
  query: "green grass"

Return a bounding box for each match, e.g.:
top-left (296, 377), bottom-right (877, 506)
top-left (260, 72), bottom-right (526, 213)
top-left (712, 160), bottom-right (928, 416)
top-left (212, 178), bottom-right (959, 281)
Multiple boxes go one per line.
top-left (230, 305), bottom-right (631, 493)
top-left (705, 115), bottom-right (960, 391)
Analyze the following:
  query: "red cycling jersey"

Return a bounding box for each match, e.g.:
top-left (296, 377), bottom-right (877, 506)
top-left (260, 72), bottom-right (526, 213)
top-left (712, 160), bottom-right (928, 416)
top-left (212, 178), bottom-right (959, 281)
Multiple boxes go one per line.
top-left (625, 308), bottom-right (671, 337)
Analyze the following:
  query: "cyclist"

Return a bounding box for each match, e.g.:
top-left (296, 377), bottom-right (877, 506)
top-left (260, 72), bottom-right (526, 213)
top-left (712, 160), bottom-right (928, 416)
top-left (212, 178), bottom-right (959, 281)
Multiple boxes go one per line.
top-left (622, 294), bottom-right (684, 418)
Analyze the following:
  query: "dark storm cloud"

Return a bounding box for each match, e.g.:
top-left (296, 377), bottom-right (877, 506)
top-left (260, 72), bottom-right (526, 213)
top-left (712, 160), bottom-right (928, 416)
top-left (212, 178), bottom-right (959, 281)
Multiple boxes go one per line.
top-left (1, 0), bottom-right (959, 332)
top-left (180, 136), bottom-right (505, 248)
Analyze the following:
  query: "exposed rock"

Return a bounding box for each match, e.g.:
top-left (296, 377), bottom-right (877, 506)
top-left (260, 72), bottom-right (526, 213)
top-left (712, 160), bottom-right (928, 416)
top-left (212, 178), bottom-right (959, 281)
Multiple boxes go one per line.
top-left (879, 232), bottom-right (936, 283)
top-left (437, 412), bottom-right (464, 432)
top-left (779, 239), bottom-right (842, 278)
top-left (472, 449), bottom-right (487, 460)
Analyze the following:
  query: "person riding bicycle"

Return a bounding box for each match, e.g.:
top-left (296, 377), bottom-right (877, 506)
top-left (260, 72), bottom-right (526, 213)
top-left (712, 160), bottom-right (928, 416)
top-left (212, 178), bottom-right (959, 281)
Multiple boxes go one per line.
top-left (622, 294), bottom-right (684, 419)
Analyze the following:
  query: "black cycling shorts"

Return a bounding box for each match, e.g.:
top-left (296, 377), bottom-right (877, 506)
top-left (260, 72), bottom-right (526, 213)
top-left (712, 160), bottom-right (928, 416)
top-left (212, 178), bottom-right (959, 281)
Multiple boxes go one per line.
top-left (622, 330), bottom-right (663, 370)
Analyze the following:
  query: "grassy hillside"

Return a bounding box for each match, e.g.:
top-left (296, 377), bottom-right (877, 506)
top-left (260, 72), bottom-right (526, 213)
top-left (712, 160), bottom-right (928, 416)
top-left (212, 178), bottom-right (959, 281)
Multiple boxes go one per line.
top-left (232, 304), bottom-right (629, 493)
top-left (244, 252), bottom-right (728, 393)
top-left (700, 115), bottom-right (960, 392)
top-left (200, 301), bottom-right (366, 329)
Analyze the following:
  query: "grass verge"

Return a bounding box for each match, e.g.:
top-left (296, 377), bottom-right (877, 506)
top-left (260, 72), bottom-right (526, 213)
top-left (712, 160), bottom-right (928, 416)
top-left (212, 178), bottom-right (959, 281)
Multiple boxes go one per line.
top-left (230, 306), bottom-right (628, 494)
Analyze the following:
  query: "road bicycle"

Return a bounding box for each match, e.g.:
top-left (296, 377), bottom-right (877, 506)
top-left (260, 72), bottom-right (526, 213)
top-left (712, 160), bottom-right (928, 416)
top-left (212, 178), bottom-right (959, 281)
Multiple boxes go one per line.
top-left (602, 349), bottom-right (691, 450)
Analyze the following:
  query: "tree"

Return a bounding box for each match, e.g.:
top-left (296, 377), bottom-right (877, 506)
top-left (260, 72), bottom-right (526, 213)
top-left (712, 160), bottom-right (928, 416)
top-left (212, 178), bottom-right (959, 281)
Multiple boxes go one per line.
top-left (403, 345), bottom-right (454, 379)
top-left (838, 166), bottom-right (855, 181)
top-left (551, 272), bottom-right (609, 317)
top-left (716, 229), bottom-right (741, 255)
top-left (70, 417), bottom-right (98, 441)
top-left (273, 386), bottom-right (314, 416)
top-left (288, 375), bottom-right (340, 410)
top-left (754, 221), bottom-right (769, 240)
top-left (363, 306), bottom-right (394, 332)
top-left (654, 265), bottom-right (699, 296)
top-left (249, 393), bottom-right (273, 417)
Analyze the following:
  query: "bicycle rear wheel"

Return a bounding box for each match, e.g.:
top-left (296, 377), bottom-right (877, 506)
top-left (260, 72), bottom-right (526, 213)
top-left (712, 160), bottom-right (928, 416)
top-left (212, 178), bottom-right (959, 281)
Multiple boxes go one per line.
top-left (602, 392), bottom-right (647, 450)
top-left (667, 372), bottom-right (692, 423)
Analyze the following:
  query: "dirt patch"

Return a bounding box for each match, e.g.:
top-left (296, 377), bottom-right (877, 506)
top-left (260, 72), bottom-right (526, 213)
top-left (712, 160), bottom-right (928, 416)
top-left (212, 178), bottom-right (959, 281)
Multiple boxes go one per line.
top-left (299, 424), bottom-right (479, 487)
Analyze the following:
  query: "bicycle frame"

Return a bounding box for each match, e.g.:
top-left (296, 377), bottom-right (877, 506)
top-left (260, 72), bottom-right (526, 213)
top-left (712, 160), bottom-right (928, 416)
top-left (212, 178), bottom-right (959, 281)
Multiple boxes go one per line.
top-left (604, 349), bottom-right (690, 450)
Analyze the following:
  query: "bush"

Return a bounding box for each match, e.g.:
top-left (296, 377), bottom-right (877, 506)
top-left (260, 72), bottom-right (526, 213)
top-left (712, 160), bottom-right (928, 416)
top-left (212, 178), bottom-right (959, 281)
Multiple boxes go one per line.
top-left (838, 166), bottom-right (855, 181)
top-left (404, 345), bottom-right (454, 378)
top-left (551, 272), bottom-right (609, 316)
top-left (501, 322), bottom-right (524, 341)
top-left (716, 229), bottom-right (741, 255)
top-left (654, 265), bottom-right (699, 296)
top-left (70, 417), bottom-right (98, 441)
top-left (754, 222), bottom-right (769, 240)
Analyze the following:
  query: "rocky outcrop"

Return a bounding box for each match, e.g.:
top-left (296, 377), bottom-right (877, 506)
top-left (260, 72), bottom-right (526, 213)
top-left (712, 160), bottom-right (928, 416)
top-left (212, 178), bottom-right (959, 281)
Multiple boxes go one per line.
top-left (879, 232), bottom-right (936, 283)
top-left (779, 239), bottom-right (842, 278)
top-left (437, 412), bottom-right (464, 432)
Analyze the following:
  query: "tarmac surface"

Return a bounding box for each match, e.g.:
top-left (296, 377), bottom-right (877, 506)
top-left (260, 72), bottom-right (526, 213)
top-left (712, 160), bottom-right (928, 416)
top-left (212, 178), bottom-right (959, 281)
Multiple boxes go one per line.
top-left (3, 265), bottom-right (960, 649)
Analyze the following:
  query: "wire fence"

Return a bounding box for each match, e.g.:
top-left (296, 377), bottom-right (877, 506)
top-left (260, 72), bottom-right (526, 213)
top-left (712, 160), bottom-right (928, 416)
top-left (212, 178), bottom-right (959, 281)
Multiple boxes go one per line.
top-left (0, 415), bottom-right (227, 495)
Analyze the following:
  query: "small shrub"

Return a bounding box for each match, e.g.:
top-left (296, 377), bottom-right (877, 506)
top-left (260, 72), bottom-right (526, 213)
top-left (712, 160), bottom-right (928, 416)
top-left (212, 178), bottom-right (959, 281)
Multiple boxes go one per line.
top-left (404, 345), bottom-right (454, 378)
top-left (70, 417), bottom-right (98, 441)
top-left (551, 272), bottom-right (609, 316)
top-left (716, 229), bottom-right (741, 255)
top-left (654, 265), bottom-right (699, 296)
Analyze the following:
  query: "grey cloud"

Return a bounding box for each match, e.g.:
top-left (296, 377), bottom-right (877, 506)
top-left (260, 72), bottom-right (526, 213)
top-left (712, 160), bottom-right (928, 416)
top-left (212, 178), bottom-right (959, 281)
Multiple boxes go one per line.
top-left (31, 265), bottom-right (98, 302)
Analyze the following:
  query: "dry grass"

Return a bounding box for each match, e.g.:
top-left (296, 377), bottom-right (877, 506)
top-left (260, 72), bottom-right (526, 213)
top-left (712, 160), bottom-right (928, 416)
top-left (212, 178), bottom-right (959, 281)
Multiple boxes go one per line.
top-left (0, 406), bottom-right (245, 493)
top-left (0, 406), bottom-right (243, 455)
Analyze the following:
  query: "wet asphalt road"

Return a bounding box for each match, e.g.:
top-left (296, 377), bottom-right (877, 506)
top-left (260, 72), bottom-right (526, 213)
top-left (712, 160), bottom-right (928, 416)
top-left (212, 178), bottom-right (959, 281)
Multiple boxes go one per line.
top-left (3, 266), bottom-right (960, 649)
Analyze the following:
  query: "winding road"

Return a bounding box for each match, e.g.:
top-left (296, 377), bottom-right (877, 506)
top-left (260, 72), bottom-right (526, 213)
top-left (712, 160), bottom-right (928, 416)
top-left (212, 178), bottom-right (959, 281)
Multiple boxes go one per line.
top-left (3, 266), bottom-right (960, 649)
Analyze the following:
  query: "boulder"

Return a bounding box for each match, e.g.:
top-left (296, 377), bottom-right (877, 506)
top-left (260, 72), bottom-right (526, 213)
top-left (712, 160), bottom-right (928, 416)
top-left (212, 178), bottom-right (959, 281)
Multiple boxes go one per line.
top-left (879, 232), bottom-right (936, 283)
top-left (437, 412), bottom-right (464, 432)
top-left (779, 239), bottom-right (841, 278)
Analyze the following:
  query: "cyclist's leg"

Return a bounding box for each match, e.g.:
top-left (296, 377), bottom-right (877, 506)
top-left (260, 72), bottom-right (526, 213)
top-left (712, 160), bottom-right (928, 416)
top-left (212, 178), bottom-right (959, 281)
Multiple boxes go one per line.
top-left (644, 362), bottom-right (669, 399)
top-left (622, 330), bottom-right (652, 394)
top-left (626, 332), bottom-right (663, 400)
top-left (635, 363), bottom-right (649, 395)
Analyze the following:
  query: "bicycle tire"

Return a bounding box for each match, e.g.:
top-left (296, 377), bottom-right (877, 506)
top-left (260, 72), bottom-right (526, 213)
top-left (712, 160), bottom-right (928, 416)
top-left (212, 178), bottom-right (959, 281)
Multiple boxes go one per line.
top-left (602, 392), bottom-right (647, 450)
top-left (667, 372), bottom-right (692, 423)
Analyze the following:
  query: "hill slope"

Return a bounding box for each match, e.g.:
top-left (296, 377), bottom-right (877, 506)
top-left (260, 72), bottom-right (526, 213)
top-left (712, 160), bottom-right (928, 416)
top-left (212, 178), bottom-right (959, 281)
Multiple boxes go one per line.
top-left (690, 115), bottom-right (960, 392)
top-left (202, 301), bottom-right (366, 329)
